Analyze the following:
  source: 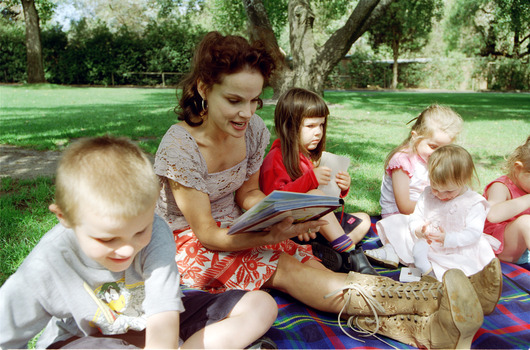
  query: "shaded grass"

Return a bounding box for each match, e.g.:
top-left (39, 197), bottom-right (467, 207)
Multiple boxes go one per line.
top-left (0, 177), bottom-right (56, 285)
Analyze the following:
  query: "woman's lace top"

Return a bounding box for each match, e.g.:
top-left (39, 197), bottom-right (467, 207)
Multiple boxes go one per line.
top-left (154, 115), bottom-right (271, 231)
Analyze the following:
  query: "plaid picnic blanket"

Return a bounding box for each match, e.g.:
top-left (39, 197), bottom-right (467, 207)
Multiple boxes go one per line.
top-left (264, 217), bottom-right (530, 349)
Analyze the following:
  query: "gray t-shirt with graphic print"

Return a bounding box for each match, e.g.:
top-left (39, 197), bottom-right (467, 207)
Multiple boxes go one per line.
top-left (0, 215), bottom-right (184, 349)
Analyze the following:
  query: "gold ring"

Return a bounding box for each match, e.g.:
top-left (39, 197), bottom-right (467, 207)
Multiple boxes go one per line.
top-left (308, 228), bottom-right (312, 234)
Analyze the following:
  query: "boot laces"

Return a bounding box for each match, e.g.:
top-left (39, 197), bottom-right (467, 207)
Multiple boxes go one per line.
top-left (324, 278), bottom-right (442, 345)
top-left (367, 281), bottom-right (442, 300)
top-left (325, 282), bottom-right (386, 342)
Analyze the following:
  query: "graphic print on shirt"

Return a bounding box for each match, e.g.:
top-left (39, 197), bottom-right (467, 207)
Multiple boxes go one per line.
top-left (84, 279), bottom-right (147, 335)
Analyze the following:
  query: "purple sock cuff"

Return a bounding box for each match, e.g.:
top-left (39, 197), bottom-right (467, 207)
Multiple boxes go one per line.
top-left (330, 235), bottom-right (355, 253)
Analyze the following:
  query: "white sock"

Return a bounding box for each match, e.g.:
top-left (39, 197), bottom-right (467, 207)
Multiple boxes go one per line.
top-left (413, 240), bottom-right (432, 274)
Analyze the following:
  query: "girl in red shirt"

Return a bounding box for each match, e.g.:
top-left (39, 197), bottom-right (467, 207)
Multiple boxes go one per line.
top-left (260, 87), bottom-right (377, 275)
top-left (483, 135), bottom-right (530, 264)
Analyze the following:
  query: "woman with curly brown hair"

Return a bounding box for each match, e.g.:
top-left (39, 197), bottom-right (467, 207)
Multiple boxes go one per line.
top-left (154, 31), bottom-right (502, 349)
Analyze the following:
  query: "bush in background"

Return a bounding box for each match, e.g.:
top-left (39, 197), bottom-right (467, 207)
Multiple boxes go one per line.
top-left (325, 50), bottom-right (528, 92)
top-left (0, 22), bottom-right (26, 83)
top-left (482, 57), bottom-right (530, 91)
top-left (1, 18), bottom-right (205, 86)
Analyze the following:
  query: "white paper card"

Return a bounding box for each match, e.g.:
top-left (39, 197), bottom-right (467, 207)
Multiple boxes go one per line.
top-left (317, 151), bottom-right (350, 197)
top-left (399, 267), bottom-right (422, 282)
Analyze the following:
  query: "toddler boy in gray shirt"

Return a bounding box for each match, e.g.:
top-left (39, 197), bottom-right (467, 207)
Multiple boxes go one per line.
top-left (0, 136), bottom-right (277, 349)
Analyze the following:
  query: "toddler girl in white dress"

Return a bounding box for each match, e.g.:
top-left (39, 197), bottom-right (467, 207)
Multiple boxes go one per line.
top-left (368, 144), bottom-right (499, 280)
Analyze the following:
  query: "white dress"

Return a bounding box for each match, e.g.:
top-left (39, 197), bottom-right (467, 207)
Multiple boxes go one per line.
top-left (376, 187), bottom-right (499, 281)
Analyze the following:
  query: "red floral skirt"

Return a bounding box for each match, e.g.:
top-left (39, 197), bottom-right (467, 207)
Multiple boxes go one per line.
top-left (174, 227), bottom-right (317, 294)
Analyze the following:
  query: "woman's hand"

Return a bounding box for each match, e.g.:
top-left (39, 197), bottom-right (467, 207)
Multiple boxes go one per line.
top-left (335, 171), bottom-right (351, 192)
top-left (296, 225), bottom-right (320, 242)
top-left (267, 217), bottom-right (326, 244)
top-left (313, 166), bottom-right (332, 186)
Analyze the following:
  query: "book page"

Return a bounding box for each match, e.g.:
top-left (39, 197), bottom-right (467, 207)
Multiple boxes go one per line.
top-left (317, 151), bottom-right (350, 197)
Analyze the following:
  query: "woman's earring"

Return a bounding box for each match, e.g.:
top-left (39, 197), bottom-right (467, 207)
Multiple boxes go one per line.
top-left (201, 99), bottom-right (208, 112)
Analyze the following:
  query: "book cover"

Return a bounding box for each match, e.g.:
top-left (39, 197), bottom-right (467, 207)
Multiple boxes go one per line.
top-left (317, 151), bottom-right (351, 197)
top-left (227, 190), bottom-right (343, 235)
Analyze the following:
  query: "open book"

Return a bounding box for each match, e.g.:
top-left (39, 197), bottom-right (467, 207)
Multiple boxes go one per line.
top-left (227, 190), bottom-right (344, 235)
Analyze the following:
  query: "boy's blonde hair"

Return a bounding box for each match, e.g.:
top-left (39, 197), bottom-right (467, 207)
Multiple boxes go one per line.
top-left (428, 144), bottom-right (478, 189)
top-left (384, 104), bottom-right (463, 169)
top-left (54, 136), bottom-right (160, 227)
top-left (505, 135), bottom-right (530, 180)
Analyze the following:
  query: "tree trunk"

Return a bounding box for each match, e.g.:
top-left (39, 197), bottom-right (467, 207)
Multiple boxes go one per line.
top-left (21, 0), bottom-right (45, 83)
top-left (391, 37), bottom-right (399, 89)
top-left (244, 0), bottom-right (395, 98)
top-left (243, 0), bottom-right (291, 97)
top-left (513, 29), bottom-right (520, 59)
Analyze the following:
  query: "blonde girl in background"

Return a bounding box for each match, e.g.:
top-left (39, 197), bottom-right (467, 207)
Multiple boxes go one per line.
top-left (367, 145), bottom-right (499, 283)
top-left (260, 87), bottom-right (376, 275)
top-left (483, 135), bottom-right (530, 264)
top-left (379, 105), bottom-right (464, 219)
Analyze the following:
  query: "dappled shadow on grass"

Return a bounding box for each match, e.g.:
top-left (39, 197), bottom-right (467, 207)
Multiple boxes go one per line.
top-left (473, 153), bottom-right (508, 169)
top-left (324, 91), bottom-right (530, 122)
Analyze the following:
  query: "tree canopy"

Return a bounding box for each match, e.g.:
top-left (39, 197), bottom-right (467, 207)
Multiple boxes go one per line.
top-left (367, 0), bottom-right (443, 88)
top-left (446, 0), bottom-right (530, 58)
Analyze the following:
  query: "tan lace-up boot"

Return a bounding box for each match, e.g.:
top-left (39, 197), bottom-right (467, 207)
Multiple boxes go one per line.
top-left (349, 269), bottom-right (483, 349)
top-left (341, 271), bottom-right (443, 316)
top-left (420, 258), bottom-right (503, 315)
top-left (468, 258), bottom-right (503, 315)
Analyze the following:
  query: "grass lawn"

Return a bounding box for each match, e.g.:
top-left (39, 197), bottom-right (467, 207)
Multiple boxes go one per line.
top-left (1, 84), bottom-right (529, 285)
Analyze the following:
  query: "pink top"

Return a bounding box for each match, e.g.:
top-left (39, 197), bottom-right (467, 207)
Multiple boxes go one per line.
top-left (379, 150), bottom-right (429, 216)
top-left (483, 175), bottom-right (530, 254)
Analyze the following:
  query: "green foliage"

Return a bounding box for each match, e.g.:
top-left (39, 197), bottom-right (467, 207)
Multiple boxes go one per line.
top-left (1, 16), bottom-right (206, 85)
top-left (477, 57), bottom-right (530, 90)
top-left (325, 51), bottom-right (529, 91)
top-left (143, 20), bottom-right (205, 74)
top-left (0, 20), bottom-right (26, 82)
top-left (326, 52), bottom-right (390, 89)
top-left (368, 0), bottom-right (444, 55)
top-left (446, 0), bottom-right (530, 58)
top-left (1, 0), bottom-right (55, 23)
top-left (205, 0), bottom-right (288, 37)
top-left (418, 52), bottom-right (469, 90)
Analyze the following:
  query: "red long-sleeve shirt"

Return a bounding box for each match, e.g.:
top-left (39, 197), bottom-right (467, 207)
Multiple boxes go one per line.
top-left (259, 139), bottom-right (348, 197)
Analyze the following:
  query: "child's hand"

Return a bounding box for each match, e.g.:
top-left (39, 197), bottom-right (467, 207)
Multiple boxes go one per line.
top-left (415, 222), bottom-right (428, 239)
top-left (335, 171), bottom-right (351, 192)
top-left (313, 166), bottom-right (332, 186)
top-left (427, 226), bottom-right (445, 244)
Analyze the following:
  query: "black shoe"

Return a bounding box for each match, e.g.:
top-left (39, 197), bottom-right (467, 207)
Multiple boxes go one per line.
top-left (340, 245), bottom-right (379, 275)
top-left (247, 336), bottom-right (278, 349)
top-left (310, 241), bottom-right (343, 272)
